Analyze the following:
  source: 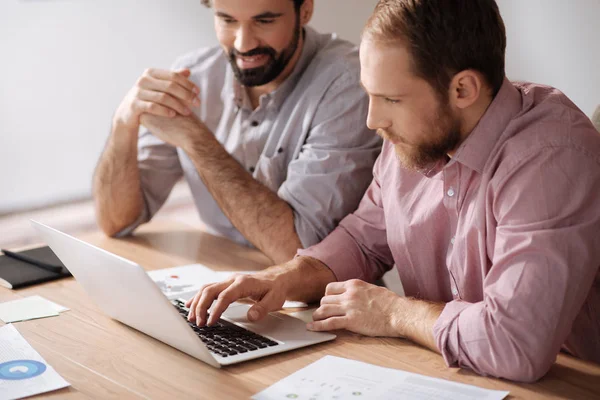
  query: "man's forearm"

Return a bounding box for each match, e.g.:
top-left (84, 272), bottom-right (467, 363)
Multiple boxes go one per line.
top-left (184, 135), bottom-right (302, 264)
top-left (93, 121), bottom-right (145, 236)
top-left (393, 298), bottom-right (444, 353)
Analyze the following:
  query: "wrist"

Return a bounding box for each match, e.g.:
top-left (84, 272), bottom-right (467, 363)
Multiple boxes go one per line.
top-left (182, 121), bottom-right (215, 156)
top-left (390, 296), bottom-right (411, 337)
top-left (258, 260), bottom-right (301, 295)
top-left (111, 117), bottom-right (139, 149)
top-left (392, 297), bottom-right (444, 351)
top-left (112, 110), bottom-right (139, 133)
top-left (287, 256), bottom-right (335, 302)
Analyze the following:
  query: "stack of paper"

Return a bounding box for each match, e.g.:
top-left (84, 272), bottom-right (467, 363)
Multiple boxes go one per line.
top-left (253, 356), bottom-right (509, 400)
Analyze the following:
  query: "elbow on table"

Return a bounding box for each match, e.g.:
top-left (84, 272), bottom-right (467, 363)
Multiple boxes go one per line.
top-left (471, 344), bottom-right (556, 383)
top-left (95, 215), bottom-right (131, 238)
top-left (492, 359), bottom-right (552, 383)
top-left (97, 221), bottom-right (123, 238)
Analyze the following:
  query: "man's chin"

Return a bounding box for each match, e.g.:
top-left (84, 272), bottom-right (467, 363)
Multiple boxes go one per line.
top-left (394, 145), bottom-right (444, 172)
top-left (394, 146), bottom-right (418, 171)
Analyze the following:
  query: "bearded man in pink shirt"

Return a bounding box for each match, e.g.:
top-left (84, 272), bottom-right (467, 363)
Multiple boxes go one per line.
top-left (186, 0), bottom-right (600, 382)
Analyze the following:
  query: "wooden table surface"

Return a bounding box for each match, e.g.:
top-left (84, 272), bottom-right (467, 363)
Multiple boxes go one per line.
top-left (1, 221), bottom-right (599, 399)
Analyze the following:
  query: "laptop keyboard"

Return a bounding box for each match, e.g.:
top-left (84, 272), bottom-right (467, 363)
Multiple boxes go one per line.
top-left (172, 299), bottom-right (279, 358)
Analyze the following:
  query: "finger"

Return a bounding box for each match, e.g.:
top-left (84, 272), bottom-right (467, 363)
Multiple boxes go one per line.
top-left (155, 68), bottom-right (198, 93)
top-left (145, 68), bottom-right (196, 90)
top-left (312, 304), bottom-right (345, 321)
top-left (319, 294), bottom-right (344, 306)
top-left (324, 281), bottom-right (347, 296)
top-left (207, 277), bottom-right (266, 326)
top-left (185, 292), bottom-right (196, 308)
top-left (186, 283), bottom-right (212, 322)
top-left (177, 68), bottom-right (191, 78)
top-left (247, 289), bottom-right (285, 322)
top-left (185, 293), bottom-right (198, 308)
top-left (142, 77), bottom-right (200, 107)
top-left (135, 100), bottom-right (175, 118)
top-left (137, 89), bottom-right (191, 116)
top-left (145, 68), bottom-right (200, 101)
top-left (307, 316), bottom-right (346, 332)
top-left (195, 281), bottom-right (231, 326)
top-left (187, 285), bottom-right (207, 321)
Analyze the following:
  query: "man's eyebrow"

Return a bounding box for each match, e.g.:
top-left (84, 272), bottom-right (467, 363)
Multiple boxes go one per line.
top-left (215, 11), bottom-right (284, 20)
top-left (360, 81), bottom-right (405, 98)
top-left (252, 12), bottom-right (284, 19)
top-left (215, 11), bottom-right (234, 19)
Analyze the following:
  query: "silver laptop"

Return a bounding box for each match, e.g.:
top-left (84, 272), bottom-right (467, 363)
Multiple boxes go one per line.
top-left (31, 220), bottom-right (335, 368)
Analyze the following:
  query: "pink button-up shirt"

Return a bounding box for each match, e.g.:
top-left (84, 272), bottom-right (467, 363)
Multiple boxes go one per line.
top-left (298, 79), bottom-right (600, 382)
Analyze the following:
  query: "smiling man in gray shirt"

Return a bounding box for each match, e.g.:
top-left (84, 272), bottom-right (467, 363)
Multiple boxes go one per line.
top-left (93, 0), bottom-right (381, 264)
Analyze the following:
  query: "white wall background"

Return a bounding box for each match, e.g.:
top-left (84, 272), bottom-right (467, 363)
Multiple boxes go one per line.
top-left (498, 0), bottom-right (600, 117)
top-left (1, 0), bottom-right (599, 213)
top-left (0, 0), bottom-right (378, 214)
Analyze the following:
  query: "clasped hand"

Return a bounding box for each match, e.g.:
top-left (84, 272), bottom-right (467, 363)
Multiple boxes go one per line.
top-left (114, 67), bottom-right (211, 151)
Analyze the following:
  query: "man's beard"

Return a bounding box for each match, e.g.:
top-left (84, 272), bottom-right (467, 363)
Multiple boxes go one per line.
top-left (381, 102), bottom-right (461, 172)
top-left (227, 18), bottom-right (301, 87)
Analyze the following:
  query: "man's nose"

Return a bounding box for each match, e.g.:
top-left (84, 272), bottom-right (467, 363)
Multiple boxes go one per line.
top-left (366, 99), bottom-right (391, 131)
top-left (234, 24), bottom-right (259, 54)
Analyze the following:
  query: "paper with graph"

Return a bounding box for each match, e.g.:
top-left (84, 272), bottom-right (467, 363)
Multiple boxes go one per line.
top-left (0, 324), bottom-right (70, 399)
top-left (252, 355), bottom-right (509, 400)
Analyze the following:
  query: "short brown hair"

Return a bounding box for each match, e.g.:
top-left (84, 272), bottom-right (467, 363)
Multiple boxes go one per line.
top-left (201, 0), bottom-right (305, 10)
top-left (363, 0), bottom-right (506, 98)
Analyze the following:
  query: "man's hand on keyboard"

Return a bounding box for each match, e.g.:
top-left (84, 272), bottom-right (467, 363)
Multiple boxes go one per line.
top-left (185, 272), bottom-right (288, 327)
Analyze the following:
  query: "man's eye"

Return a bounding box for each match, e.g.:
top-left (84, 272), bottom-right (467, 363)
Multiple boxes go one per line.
top-left (256, 19), bottom-right (275, 25)
top-left (222, 18), bottom-right (236, 24)
top-left (385, 98), bottom-right (400, 104)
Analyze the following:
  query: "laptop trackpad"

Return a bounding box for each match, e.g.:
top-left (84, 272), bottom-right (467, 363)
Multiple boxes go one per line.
top-left (222, 304), bottom-right (289, 334)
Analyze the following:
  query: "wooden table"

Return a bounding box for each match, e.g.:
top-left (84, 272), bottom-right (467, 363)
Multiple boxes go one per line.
top-left (1, 221), bottom-right (599, 399)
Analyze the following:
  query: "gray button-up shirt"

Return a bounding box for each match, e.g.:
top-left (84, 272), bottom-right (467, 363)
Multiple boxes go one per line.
top-left (127, 27), bottom-right (382, 247)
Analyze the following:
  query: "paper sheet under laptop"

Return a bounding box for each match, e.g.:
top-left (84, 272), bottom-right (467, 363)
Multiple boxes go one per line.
top-left (148, 264), bottom-right (308, 308)
top-left (253, 355), bottom-right (509, 400)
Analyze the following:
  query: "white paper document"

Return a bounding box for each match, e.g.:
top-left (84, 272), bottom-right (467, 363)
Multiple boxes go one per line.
top-left (252, 356), bottom-right (509, 400)
top-left (0, 296), bottom-right (69, 323)
top-left (0, 324), bottom-right (70, 400)
top-left (148, 264), bottom-right (308, 309)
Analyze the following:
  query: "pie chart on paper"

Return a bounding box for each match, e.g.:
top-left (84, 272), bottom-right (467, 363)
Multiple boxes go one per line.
top-left (0, 360), bottom-right (47, 380)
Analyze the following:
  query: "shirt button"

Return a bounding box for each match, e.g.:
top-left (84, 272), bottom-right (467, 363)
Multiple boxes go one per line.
top-left (277, 147), bottom-right (283, 154)
top-left (452, 287), bottom-right (458, 296)
top-left (447, 187), bottom-right (455, 197)
top-left (450, 236), bottom-right (455, 245)
top-left (250, 120), bottom-right (259, 127)
top-left (249, 166), bottom-right (255, 173)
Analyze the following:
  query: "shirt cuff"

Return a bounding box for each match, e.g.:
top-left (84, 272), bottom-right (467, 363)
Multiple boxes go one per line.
top-left (296, 226), bottom-right (368, 282)
top-left (433, 300), bottom-right (472, 367)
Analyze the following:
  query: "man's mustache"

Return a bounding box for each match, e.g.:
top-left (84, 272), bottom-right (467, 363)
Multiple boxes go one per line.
top-left (230, 47), bottom-right (276, 59)
top-left (377, 129), bottom-right (393, 141)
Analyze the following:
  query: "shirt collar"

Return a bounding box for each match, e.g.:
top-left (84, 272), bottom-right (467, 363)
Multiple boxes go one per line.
top-left (451, 78), bottom-right (523, 174)
top-left (231, 26), bottom-right (320, 112)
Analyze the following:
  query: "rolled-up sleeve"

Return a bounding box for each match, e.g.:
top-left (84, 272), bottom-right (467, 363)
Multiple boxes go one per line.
top-left (298, 152), bottom-right (394, 283)
top-left (114, 129), bottom-right (183, 236)
top-left (278, 69), bottom-right (382, 248)
top-left (433, 146), bottom-right (600, 382)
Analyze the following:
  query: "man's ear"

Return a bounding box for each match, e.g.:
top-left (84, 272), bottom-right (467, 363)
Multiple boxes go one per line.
top-left (300, 0), bottom-right (314, 26)
top-left (449, 70), bottom-right (485, 110)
